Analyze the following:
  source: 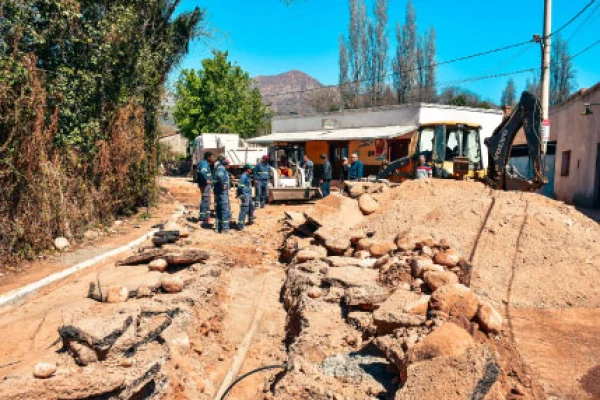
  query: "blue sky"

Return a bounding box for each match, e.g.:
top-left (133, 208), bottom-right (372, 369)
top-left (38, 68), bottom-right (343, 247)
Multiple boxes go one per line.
top-left (173, 0), bottom-right (600, 104)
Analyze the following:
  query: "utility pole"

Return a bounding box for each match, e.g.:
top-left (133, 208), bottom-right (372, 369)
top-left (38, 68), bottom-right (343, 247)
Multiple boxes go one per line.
top-left (540, 0), bottom-right (552, 154)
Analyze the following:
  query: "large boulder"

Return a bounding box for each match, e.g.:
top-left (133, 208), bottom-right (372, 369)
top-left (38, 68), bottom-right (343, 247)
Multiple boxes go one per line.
top-left (430, 284), bottom-right (480, 320)
top-left (358, 194), bottom-right (379, 215)
top-left (476, 301), bottom-right (503, 334)
top-left (373, 290), bottom-right (428, 333)
top-left (407, 323), bottom-right (475, 363)
top-left (423, 270), bottom-right (459, 291)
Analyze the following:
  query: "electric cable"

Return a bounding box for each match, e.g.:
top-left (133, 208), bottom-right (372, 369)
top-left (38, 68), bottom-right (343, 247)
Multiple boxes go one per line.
top-left (219, 363), bottom-right (287, 400)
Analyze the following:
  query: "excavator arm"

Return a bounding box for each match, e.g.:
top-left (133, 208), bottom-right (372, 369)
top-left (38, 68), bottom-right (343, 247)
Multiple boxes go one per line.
top-left (484, 91), bottom-right (547, 191)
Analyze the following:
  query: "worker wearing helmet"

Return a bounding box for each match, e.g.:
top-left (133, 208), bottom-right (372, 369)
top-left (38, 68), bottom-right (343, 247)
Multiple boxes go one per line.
top-left (213, 158), bottom-right (232, 233)
top-left (254, 155), bottom-right (270, 208)
top-left (197, 151), bottom-right (214, 226)
top-left (237, 164), bottom-right (255, 231)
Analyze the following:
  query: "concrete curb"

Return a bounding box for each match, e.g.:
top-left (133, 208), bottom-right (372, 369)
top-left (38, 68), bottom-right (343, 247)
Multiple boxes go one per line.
top-left (0, 206), bottom-right (185, 307)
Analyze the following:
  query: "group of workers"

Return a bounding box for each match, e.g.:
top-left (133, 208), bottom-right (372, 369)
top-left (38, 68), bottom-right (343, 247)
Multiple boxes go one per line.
top-left (304, 153), bottom-right (364, 197)
top-left (196, 151), bottom-right (369, 233)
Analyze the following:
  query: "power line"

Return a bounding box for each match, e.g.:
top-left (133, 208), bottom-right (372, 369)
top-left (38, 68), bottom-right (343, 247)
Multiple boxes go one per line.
top-left (566, 2), bottom-right (600, 42)
top-left (549, 0), bottom-right (597, 37)
top-left (262, 38), bottom-right (535, 99)
top-left (569, 38), bottom-right (600, 59)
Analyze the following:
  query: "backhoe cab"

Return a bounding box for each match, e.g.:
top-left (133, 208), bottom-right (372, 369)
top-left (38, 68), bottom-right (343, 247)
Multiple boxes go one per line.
top-left (378, 122), bottom-right (485, 181)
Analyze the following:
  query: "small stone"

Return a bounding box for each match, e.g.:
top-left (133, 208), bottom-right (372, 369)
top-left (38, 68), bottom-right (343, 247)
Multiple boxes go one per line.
top-left (296, 246), bottom-right (327, 262)
top-left (350, 231), bottom-right (367, 244)
top-left (423, 270), bottom-right (459, 291)
top-left (33, 362), bottom-right (57, 379)
top-left (307, 288), bottom-right (322, 299)
top-left (410, 258), bottom-right (438, 278)
top-left (344, 284), bottom-right (390, 307)
top-left (104, 286), bottom-right (129, 303)
top-left (476, 301), bottom-right (503, 334)
top-left (119, 358), bottom-right (134, 367)
top-left (354, 250), bottom-right (371, 259)
top-left (395, 235), bottom-right (415, 252)
top-left (421, 246), bottom-right (433, 258)
top-left (416, 237), bottom-right (436, 249)
top-left (375, 254), bottom-right (391, 268)
top-left (404, 295), bottom-right (431, 316)
top-left (369, 241), bottom-right (397, 257)
top-left (358, 194), bottom-right (380, 215)
top-left (161, 276), bottom-right (184, 293)
top-left (54, 237), bottom-right (70, 251)
top-left (434, 249), bottom-right (461, 267)
top-left (356, 238), bottom-right (377, 252)
top-left (83, 230), bottom-right (99, 241)
top-left (179, 228), bottom-right (190, 238)
top-left (148, 258), bottom-right (168, 272)
top-left (324, 237), bottom-right (352, 255)
top-left (136, 285), bottom-right (153, 298)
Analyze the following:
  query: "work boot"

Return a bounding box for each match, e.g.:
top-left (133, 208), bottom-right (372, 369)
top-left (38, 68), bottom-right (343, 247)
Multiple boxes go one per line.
top-left (248, 218), bottom-right (255, 225)
top-left (237, 224), bottom-right (245, 231)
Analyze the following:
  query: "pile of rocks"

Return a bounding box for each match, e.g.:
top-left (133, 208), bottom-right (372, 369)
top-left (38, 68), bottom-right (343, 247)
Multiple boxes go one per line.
top-left (270, 212), bottom-right (516, 399)
top-left (3, 218), bottom-right (223, 400)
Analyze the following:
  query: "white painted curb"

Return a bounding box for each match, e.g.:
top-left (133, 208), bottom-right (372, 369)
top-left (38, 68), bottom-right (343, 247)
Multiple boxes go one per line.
top-left (0, 206), bottom-right (185, 307)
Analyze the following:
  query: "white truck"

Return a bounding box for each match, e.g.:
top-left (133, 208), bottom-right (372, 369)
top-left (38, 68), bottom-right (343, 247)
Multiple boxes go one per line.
top-left (191, 134), bottom-right (268, 181)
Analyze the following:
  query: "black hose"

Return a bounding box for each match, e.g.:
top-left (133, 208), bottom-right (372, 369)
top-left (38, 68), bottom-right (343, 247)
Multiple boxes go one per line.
top-left (220, 363), bottom-right (287, 400)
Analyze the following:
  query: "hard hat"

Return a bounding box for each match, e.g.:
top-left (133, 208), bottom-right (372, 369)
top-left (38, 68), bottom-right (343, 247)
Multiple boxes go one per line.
top-left (262, 155), bottom-right (269, 161)
top-left (222, 159), bottom-right (231, 166)
top-left (244, 163), bottom-right (253, 170)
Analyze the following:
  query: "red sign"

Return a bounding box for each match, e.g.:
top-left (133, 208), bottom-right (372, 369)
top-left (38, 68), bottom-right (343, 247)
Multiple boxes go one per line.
top-left (542, 119), bottom-right (550, 127)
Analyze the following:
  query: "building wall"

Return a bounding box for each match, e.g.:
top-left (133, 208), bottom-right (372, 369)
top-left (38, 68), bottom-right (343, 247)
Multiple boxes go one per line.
top-left (553, 85), bottom-right (600, 207)
top-left (417, 105), bottom-right (504, 169)
top-left (272, 106), bottom-right (420, 133)
top-left (159, 133), bottom-right (189, 156)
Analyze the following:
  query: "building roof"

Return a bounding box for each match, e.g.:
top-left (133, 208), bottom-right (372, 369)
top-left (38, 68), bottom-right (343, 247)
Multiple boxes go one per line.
top-left (248, 125), bottom-right (417, 144)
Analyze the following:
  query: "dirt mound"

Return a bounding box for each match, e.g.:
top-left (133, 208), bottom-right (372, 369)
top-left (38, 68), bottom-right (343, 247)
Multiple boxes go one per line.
top-left (360, 179), bottom-right (600, 309)
top-left (275, 210), bottom-right (545, 399)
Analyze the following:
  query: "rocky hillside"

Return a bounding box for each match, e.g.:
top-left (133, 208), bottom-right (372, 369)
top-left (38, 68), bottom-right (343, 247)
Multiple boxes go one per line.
top-left (254, 70), bottom-right (323, 115)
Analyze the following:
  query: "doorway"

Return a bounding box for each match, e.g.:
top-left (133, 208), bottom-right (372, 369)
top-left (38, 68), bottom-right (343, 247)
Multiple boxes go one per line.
top-left (329, 141), bottom-right (348, 179)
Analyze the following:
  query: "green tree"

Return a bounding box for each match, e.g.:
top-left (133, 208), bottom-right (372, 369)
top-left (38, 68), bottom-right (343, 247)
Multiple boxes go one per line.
top-left (174, 51), bottom-right (271, 140)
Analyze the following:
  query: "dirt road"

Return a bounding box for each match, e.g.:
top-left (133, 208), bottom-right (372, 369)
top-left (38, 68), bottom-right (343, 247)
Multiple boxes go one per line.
top-left (0, 177), bottom-right (301, 399)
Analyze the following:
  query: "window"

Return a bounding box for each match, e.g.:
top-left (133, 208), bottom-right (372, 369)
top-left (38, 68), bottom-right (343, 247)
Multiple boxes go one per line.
top-left (561, 150), bottom-right (571, 176)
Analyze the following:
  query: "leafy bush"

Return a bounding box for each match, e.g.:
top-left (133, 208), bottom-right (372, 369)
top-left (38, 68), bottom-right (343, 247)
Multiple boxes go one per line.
top-left (0, 1), bottom-right (203, 261)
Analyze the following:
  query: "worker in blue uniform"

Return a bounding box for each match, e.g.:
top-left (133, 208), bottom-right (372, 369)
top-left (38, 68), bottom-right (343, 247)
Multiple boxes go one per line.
top-left (213, 158), bottom-right (232, 233)
top-left (254, 155), bottom-right (270, 208)
top-left (348, 153), bottom-right (364, 181)
top-left (237, 164), bottom-right (255, 231)
top-left (197, 151), bottom-right (214, 226)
